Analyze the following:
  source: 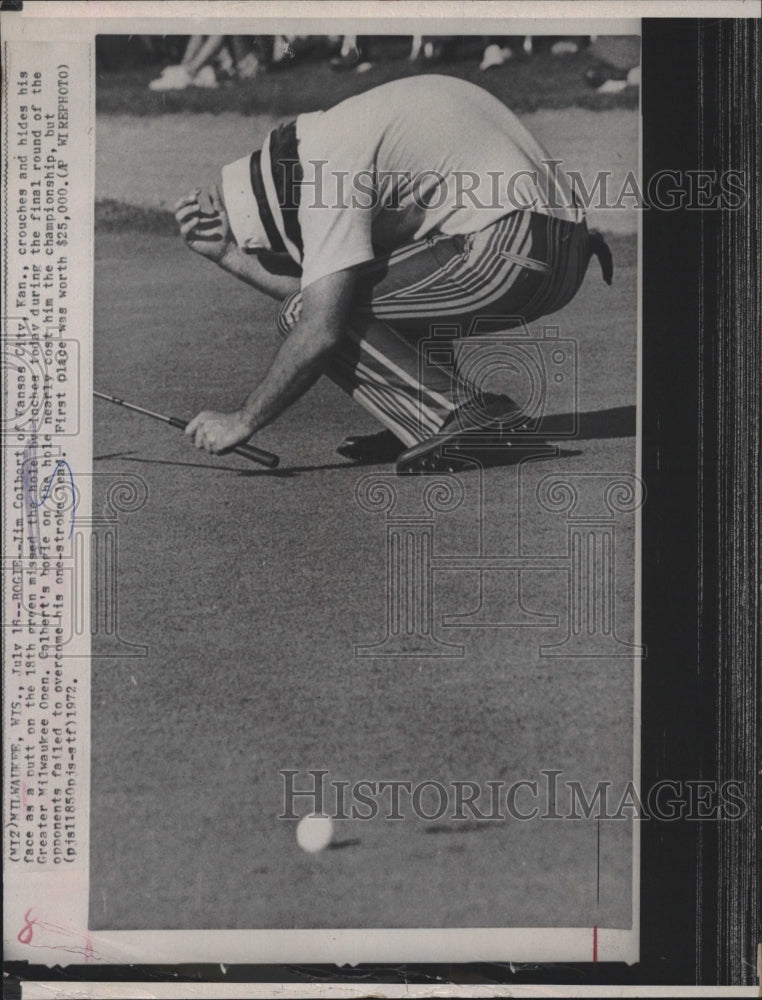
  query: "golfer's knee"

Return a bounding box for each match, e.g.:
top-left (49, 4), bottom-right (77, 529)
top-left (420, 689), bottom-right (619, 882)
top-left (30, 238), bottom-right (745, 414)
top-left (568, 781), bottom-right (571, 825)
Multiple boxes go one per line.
top-left (277, 292), bottom-right (303, 336)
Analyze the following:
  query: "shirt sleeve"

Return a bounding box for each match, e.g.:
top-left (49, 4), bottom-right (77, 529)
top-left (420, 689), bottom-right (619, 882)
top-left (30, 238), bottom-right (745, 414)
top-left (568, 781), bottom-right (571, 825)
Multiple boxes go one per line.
top-left (297, 128), bottom-right (376, 290)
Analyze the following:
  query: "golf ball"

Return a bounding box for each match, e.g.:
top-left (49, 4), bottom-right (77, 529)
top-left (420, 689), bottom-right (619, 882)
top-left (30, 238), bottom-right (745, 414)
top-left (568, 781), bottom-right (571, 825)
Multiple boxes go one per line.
top-left (296, 813), bottom-right (334, 853)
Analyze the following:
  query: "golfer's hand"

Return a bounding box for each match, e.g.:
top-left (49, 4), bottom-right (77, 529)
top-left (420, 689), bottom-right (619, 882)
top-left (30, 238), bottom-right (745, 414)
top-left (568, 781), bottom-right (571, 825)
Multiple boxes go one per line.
top-left (185, 409), bottom-right (253, 455)
top-left (174, 184), bottom-right (233, 264)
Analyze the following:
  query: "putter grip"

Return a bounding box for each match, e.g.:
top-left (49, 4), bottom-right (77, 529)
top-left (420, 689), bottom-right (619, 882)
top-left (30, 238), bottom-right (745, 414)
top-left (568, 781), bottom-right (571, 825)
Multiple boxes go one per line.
top-left (168, 416), bottom-right (279, 469)
top-left (233, 441), bottom-right (280, 468)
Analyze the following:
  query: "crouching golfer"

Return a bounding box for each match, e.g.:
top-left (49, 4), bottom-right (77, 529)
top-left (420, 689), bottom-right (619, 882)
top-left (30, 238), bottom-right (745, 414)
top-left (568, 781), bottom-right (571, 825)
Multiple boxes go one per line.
top-left (177, 74), bottom-right (611, 473)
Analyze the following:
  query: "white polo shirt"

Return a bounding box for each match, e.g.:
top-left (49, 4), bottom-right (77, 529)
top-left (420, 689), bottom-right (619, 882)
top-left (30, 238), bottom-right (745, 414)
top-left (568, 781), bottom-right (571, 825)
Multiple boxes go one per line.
top-left (295, 74), bottom-right (583, 289)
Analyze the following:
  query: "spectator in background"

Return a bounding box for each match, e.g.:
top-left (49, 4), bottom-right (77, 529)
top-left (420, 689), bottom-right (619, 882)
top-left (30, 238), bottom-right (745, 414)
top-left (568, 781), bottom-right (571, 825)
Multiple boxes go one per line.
top-left (148, 35), bottom-right (266, 91)
top-left (414, 36), bottom-right (458, 64)
top-left (479, 36), bottom-right (530, 70)
top-left (330, 34), bottom-right (460, 73)
top-left (330, 35), bottom-right (371, 72)
top-left (271, 35), bottom-right (295, 66)
top-left (528, 36), bottom-right (591, 56)
top-left (583, 35), bottom-right (640, 92)
top-left (149, 34), bottom-right (225, 90)
top-left (229, 37), bottom-right (262, 80)
top-left (270, 35), bottom-right (338, 69)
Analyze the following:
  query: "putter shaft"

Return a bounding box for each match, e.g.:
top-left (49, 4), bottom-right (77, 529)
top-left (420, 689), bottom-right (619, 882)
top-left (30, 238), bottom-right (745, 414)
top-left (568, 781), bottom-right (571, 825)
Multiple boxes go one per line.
top-left (94, 391), bottom-right (279, 468)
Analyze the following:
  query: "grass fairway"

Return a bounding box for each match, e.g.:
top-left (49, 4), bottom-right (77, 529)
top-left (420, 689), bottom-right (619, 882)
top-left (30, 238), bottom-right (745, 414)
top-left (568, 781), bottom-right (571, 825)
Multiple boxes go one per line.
top-left (90, 229), bottom-right (637, 930)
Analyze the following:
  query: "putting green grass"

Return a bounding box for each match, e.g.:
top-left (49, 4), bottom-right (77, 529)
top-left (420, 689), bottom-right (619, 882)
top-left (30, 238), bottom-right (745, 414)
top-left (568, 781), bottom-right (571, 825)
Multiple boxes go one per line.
top-left (90, 229), bottom-right (638, 929)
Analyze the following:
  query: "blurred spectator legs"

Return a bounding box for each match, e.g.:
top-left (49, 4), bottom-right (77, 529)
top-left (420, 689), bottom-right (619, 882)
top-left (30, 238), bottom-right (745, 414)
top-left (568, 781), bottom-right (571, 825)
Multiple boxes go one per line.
top-left (410, 37), bottom-right (457, 64)
top-left (229, 36), bottom-right (265, 79)
top-left (148, 34), bottom-right (225, 90)
top-left (331, 35), bottom-right (370, 71)
top-left (147, 35), bottom-right (275, 90)
top-left (527, 36), bottom-right (591, 56)
top-left (480, 36), bottom-right (521, 70)
top-left (583, 35), bottom-right (641, 92)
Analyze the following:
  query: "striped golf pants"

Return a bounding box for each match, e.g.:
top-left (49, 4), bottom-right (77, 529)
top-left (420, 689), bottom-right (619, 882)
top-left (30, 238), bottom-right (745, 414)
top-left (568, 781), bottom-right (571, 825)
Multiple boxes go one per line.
top-left (278, 209), bottom-right (595, 446)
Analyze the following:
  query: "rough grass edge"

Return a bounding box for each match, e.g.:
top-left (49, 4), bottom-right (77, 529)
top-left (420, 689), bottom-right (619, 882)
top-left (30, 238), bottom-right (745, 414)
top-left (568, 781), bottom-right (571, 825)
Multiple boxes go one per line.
top-left (95, 199), bottom-right (638, 270)
top-left (96, 199), bottom-right (178, 235)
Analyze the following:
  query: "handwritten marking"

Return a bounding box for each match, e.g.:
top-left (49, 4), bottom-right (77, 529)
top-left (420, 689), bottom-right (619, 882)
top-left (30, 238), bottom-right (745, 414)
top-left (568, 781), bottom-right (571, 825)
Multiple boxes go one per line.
top-left (18, 908), bottom-right (37, 945)
top-left (29, 460), bottom-right (77, 539)
top-left (22, 423), bottom-right (77, 547)
top-left (15, 912), bottom-right (103, 962)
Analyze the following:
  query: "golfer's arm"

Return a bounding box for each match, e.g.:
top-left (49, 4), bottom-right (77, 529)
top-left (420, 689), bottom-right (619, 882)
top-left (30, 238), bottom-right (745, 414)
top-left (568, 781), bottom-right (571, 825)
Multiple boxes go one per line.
top-left (239, 270), bottom-right (354, 433)
top-left (217, 243), bottom-right (301, 300)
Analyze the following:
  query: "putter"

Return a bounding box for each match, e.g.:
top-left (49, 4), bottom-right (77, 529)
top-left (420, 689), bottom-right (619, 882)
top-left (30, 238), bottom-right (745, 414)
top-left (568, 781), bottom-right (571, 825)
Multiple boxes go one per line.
top-left (94, 391), bottom-right (279, 469)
